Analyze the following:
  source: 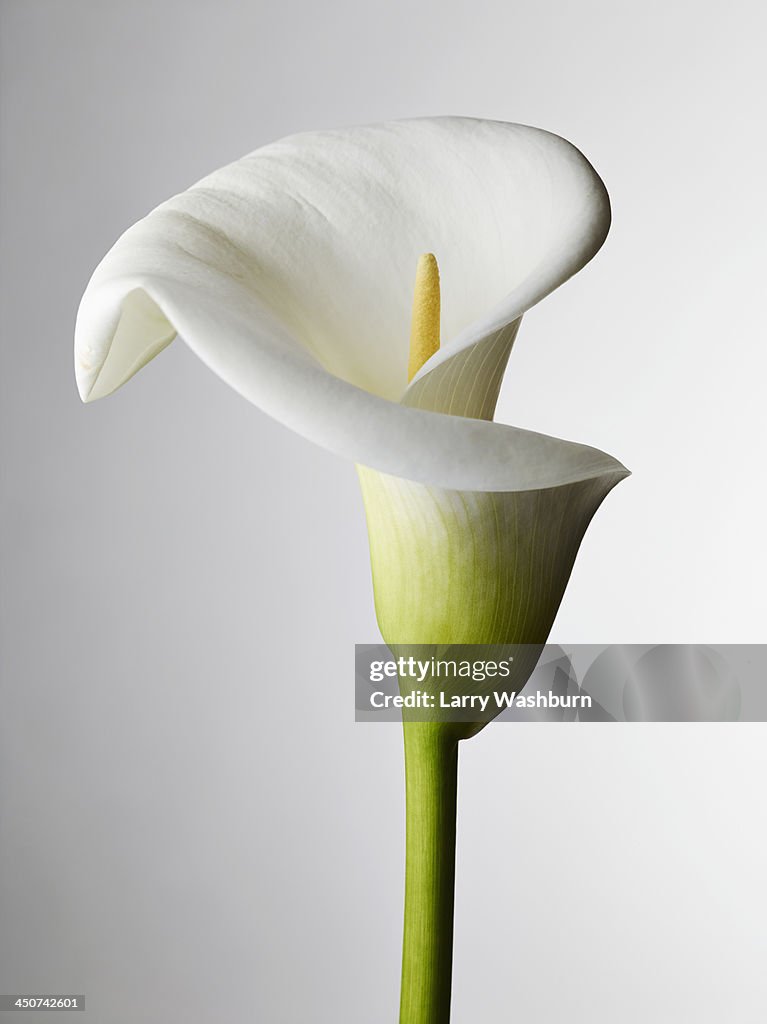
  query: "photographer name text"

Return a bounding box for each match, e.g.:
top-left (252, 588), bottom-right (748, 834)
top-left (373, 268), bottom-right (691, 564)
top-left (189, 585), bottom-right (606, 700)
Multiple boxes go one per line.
top-left (368, 690), bottom-right (592, 711)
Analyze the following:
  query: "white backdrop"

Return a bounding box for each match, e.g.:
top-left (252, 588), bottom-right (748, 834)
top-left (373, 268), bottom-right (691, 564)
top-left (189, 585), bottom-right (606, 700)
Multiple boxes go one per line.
top-left (1, 1), bottom-right (766, 1021)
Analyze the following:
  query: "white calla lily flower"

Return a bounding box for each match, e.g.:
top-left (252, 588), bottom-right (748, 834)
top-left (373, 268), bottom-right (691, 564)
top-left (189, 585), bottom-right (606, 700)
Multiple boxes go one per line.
top-left (75, 116), bottom-right (628, 1024)
top-left (76, 117), bottom-right (624, 492)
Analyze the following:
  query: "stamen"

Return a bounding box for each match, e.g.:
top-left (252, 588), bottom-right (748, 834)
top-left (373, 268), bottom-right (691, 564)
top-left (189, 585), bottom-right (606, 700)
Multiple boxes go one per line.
top-left (407, 253), bottom-right (441, 382)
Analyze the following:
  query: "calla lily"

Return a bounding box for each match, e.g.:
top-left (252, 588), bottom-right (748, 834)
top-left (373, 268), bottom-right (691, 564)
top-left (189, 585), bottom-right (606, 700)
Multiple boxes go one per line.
top-left (75, 117), bottom-right (628, 1024)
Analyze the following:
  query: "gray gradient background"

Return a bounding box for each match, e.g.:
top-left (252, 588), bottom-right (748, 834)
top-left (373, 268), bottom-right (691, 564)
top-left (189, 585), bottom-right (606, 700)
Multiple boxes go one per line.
top-left (1, 1), bottom-right (766, 1021)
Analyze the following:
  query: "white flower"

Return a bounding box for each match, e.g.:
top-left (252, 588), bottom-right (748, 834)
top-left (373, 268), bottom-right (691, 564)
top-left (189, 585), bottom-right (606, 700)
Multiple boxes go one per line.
top-left (75, 116), bottom-right (628, 660)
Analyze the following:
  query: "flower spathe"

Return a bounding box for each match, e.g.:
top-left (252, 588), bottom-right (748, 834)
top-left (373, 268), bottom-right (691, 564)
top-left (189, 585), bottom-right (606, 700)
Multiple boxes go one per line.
top-left (76, 119), bottom-right (622, 475)
top-left (75, 116), bottom-right (628, 701)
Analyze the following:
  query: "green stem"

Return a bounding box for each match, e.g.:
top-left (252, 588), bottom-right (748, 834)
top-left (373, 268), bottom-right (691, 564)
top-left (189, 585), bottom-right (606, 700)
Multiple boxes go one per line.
top-left (400, 723), bottom-right (459, 1024)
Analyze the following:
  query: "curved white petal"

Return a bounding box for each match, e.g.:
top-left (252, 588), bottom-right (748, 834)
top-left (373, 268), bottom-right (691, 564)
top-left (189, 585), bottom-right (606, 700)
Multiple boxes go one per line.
top-left (401, 318), bottom-right (521, 419)
top-left (75, 116), bottom-right (624, 493)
